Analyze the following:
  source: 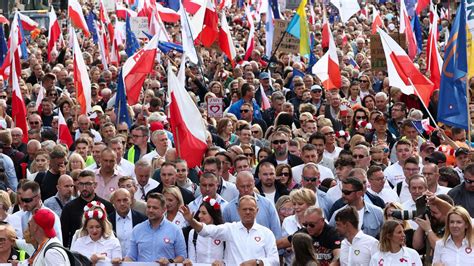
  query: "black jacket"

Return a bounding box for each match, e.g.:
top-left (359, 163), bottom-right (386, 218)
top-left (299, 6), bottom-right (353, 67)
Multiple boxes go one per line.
top-left (108, 210), bottom-right (147, 233)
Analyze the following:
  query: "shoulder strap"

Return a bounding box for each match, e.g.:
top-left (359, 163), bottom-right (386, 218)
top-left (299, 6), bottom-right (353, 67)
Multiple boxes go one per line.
top-left (43, 242), bottom-right (66, 260)
top-left (54, 197), bottom-right (64, 209)
top-left (192, 230), bottom-right (198, 256)
top-left (396, 182), bottom-right (403, 196)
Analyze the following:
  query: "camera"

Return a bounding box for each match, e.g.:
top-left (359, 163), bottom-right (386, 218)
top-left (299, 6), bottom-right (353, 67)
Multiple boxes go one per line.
top-left (391, 195), bottom-right (432, 220)
top-left (391, 210), bottom-right (417, 220)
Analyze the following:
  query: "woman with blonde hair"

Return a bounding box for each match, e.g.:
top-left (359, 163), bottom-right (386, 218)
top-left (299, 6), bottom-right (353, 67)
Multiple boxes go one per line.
top-left (163, 186), bottom-right (187, 228)
top-left (383, 202), bottom-right (414, 248)
top-left (370, 220), bottom-right (422, 266)
top-left (71, 205), bottom-right (121, 264)
top-left (0, 191), bottom-right (21, 237)
top-left (432, 206), bottom-right (474, 265)
top-left (0, 224), bottom-right (28, 263)
top-left (67, 152), bottom-right (86, 172)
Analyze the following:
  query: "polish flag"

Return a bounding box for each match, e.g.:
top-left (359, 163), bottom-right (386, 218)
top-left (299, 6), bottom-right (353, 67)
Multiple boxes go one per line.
top-left (416, 0), bottom-right (430, 14)
top-left (48, 7), bottom-right (61, 62)
top-left (150, 9), bottom-right (170, 42)
top-left (400, 0), bottom-right (417, 59)
top-left (260, 84), bottom-right (271, 110)
top-left (99, 0), bottom-right (114, 44)
top-left (312, 21), bottom-right (341, 90)
top-left (378, 28), bottom-right (435, 106)
top-left (194, 0), bottom-right (219, 48)
top-left (17, 13), bottom-right (39, 31)
top-left (218, 10), bottom-right (237, 65)
top-left (309, 2), bottom-right (317, 25)
top-left (35, 86), bottom-right (45, 114)
top-left (183, 0), bottom-right (204, 15)
top-left (72, 29), bottom-right (92, 114)
top-left (156, 3), bottom-right (180, 23)
top-left (0, 14), bottom-right (22, 80)
top-left (244, 4), bottom-right (255, 60)
top-left (58, 109), bottom-right (73, 148)
top-left (68, 0), bottom-right (90, 37)
top-left (179, 4), bottom-right (199, 63)
top-left (371, 6), bottom-right (384, 34)
top-left (426, 4), bottom-right (443, 89)
top-left (97, 22), bottom-right (109, 69)
top-left (116, 4), bottom-right (138, 19)
top-left (168, 56), bottom-right (207, 168)
top-left (321, 13), bottom-right (330, 50)
top-left (122, 34), bottom-right (160, 105)
top-left (110, 37), bottom-right (120, 65)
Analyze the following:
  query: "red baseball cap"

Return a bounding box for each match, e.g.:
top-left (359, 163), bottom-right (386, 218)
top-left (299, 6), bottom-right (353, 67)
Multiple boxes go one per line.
top-left (33, 209), bottom-right (56, 238)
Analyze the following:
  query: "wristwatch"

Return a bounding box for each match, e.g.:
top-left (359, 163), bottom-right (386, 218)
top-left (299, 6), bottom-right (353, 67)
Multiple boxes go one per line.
top-left (256, 259), bottom-right (262, 265)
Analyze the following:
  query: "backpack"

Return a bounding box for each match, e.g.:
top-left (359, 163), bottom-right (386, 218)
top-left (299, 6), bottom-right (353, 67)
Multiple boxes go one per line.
top-left (44, 242), bottom-right (92, 266)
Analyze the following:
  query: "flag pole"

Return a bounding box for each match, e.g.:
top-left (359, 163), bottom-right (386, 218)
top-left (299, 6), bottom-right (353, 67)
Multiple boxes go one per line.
top-left (175, 124), bottom-right (182, 160)
top-left (407, 77), bottom-right (439, 129)
top-left (466, 76), bottom-right (472, 146)
top-left (264, 30), bottom-right (287, 72)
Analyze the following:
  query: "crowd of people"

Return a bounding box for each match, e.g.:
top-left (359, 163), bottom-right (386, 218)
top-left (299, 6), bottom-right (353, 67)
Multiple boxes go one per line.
top-left (0, 0), bottom-right (473, 265)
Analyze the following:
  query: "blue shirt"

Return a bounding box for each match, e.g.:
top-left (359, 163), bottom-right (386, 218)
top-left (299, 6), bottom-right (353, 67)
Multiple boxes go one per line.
top-left (227, 99), bottom-right (262, 120)
top-left (223, 194), bottom-right (282, 238)
top-left (317, 190), bottom-right (334, 219)
top-left (127, 218), bottom-right (187, 262)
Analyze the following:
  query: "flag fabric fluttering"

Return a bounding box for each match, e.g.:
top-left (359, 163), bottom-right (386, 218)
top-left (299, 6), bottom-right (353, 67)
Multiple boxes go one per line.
top-left (415, 0), bottom-right (430, 14)
top-left (426, 4), bottom-right (443, 89)
top-left (400, 0), bottom-right (418, 59)
top-left (121, 34), bottom-right (160, 105)
top-left (244, 4), bottom-right (256, 60)
top-left (378, 28), bottom-right (435, 107)
top-left (72, 29), bottom-right (92, 115)
top-left (179, 3), bottom-right (199, 64)
top-left (411, 13), bottom-right (423, 54)
top-left (115, 70), bottom-right (132, 127)
top-left (58, 109), bottom-right (74, 148)
top-left (85, 11), bottom-right (99, 44)
top-left (265, 0), bottom-right (274, 58)
top-left (286, 0), bottom-right (310, 56)
top-left (312, 21), bottom-right (341, 90)
top-left (68, 0), bottom-right (90, 37)
top-left (371, 6), bottom-right (384, 34)
top-left (156, 3), bottom-right (180, 23)
top-left (330, 0), bottom-right (360, 23)
top-left (47, 7), bottom-right (61, 62)
top-left (437, 0), bottom-right (468, 129)
top-left (218, 10), bottom-right (237, 65)
top-left (116, 4), bottom-right (138, 19)
top-left (125, 15), bottom-right (140, 57)
top-left (168, 56), bottom-right (208, 168)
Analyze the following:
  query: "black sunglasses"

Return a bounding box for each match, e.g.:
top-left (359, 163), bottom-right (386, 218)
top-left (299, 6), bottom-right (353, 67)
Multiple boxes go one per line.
top-left (303, 222), bottom-right (316, 228)
top-left (272, 140), bottom-right (287, 145)
top-left (303, 176), bottom-right (318, 182)
top-left (342, 189), bottom-right (359, 195)
top-left (21, 194), bottom-right (38, 203)
top-left (240, 109), bottom-right (250, 113)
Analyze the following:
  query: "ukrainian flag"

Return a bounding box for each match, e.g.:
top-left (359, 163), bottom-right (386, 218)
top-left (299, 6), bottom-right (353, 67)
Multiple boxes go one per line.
top-left (286, 0), bottom-right (310, 56)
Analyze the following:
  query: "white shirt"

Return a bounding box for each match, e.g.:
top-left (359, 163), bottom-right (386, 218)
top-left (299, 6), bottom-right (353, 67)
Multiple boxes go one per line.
top-left (281, 215), bottom-right (303, 237)
top-left (75, 129), bottom-right (102, 142)
top-left (134, 179), bottom-right (159, 201)
top-left (394, 180), bottom-right (411, 204)
top-left (187, 229), bottom-right (225, 263)
top-left (340, 231), bottom-right (379, 266)
top-left (327, 182), bottom-right (342, 203)
top-left (5, 213), bottom-right (23, 238)
top-left (401, 198), bottom-right (418, 230)
top-left (433, 236), bottom-right (474, 265)
top-left (435, 185), bottom-right (451, 195)
top-left (118, 158), bottom-right (136, 178)
top-left (369, 247), bottom-right (422, 266)
top-left (291, 163), bottom-right (334, 184)
top-left (71, 235), bottom-right (122, 261)
top-left (166, 211), bottom-right (188, 229)
top-left (115, 211), bottom-right (133, 257)
top-left (323, 146), bottom-right (343, 161)
top-left (384, 162), bottom-right (405, 186)
top-left (368, 187), bottom-right (400, 204)
top-left (141, 149), bottom-right (166, 165)
top-left (189, 194), bottom-right (228, 214)
top-left (32, 238), bottom-right (70, 266)
top-left (200, 221), bottom-right (280, 266)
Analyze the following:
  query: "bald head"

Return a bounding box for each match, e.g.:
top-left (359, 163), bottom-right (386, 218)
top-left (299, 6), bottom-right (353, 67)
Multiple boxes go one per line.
top-left (56, 174), bottom-right (74, 199)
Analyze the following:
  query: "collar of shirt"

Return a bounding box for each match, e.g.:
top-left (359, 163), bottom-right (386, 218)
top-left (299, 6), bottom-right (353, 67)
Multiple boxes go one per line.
top-left (237, 221), bottom-right (258, 232)
top-left (446, 235), bottom-right (469, 247)
top-left (96, 167), bottom-right (120, 177)
top-left (146, 217), bottom-right (166, 230)
top-left (117, 210), bottom-right (132, 221)
top-left (84, 235), bottom-right (106, 244)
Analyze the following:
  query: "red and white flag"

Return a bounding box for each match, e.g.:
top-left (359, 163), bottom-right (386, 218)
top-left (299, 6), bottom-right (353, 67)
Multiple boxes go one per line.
top-left (0, 14), bottom-right (22, 80)
top-left (416, 0), bottom-right (430, 14)
top-left (244, 4), bottom-right (255, 60)
top-left (17, 13), bottom-right (38, 31)
top-left (312, 21), bottom-right (341, 90)
top-left (150, 8), bottom-right (170, 42)
top-left (400, 0), bottom-right (417, 59)
top-left (116, 4), bottom-right (138, 19)
top-left (0, 15), bottom-right (8, 24)
top-left (68, 0), bottom-right (90, 37)
top-left (72, 29), bottom-right (92, 114)
top-left (218, 10), bottom-right (237, 65)
top-left (179, 4), bottom-right (198, 64)
top-left (371, 6), bottom-right (384, 34)
top-left (183, 0), bottom-right (205, 15)
top-left (48, 7), bottom-right (61, 62)
top-left (378, 28), bottom-right (435, 106)
top-left (58, 109), bottom-right (73, 148)
top-left (121, 34), bottom-right (160, 105)
top-left (426, 4), bottom-right (443, 89)
top-left (194, 0), bottom-right (219, 47)
top-left (168, 56), bottom-right (207, 168)
top-left (35, 86), bottom-right (45, 114)
top-left (260, 84), bottom-right (271, 110)
top-left (156, 3), bottom-right (180, 23)
top-left (321, 13), bottom-right (330, 50)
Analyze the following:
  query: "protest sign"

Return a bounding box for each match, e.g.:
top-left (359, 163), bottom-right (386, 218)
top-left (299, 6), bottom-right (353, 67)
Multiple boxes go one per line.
top-left (272, 19), bottom-right (300, 54)
top-left (130, 17), bottom-right (149, 39)
top-left (370, 33), bottom-right (406, 71)
top-left (207, 97), bottom-right (223, 118)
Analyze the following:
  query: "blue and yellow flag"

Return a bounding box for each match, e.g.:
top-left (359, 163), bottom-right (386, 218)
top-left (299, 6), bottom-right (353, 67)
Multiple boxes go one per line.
top-left (286, 0), bottom-right (310, 56)
top-left (437, 0), bottom-right (468, 129)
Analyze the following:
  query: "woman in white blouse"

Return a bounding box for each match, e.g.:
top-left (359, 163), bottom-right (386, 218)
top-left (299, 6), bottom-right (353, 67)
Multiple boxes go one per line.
top-left (163, 186), bottom-right (188, 228)
top-left (433, 206), bottom-right (474, 266)
top-left (370, 220), bottom-right (422, 266)
top-left (70, 206), bottom-right (122, 264)
top-left (184, 196), bottom-right (225, 264)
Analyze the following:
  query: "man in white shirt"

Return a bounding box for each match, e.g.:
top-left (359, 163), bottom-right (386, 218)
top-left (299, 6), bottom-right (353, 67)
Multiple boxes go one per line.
top-left (394, 157), bottom-right (421, 203)
top-left (321, 126), bottom-right (342, 161)
top-left (422, 163), bottom-right (451, 195)
top-left (384, 139), bottom-right (414, 186)
top-left (327, 158), bottom-right (355, 203)
top-left (292, 144), bottom-right (334, 183)
top-left (109, 137), bottom-right (135, 178)
top-left (402, 175), bottom-right (428, 229)
top-left (367, 165), bottom-right (399, 204)
top-left (142, 130), bottom-right (169, 164)
top-left (134, 160), bottom-right (159, 201)
top-left (181, 195), bottom-right (280, 266)
top-left (308, 132), bottom-right (336, 174)
top-left (335, 206), bottom-right (379, 266)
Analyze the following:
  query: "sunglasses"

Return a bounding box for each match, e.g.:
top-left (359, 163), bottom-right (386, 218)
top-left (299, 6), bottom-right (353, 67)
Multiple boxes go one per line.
top-left (251, 130), bottom-right (259, 134)
top-left (240, 109), bottom-right (250, 113)
top-left (272, 140), bottom-right (287, 145)
top-left (324, 131), bottom-right (335, 136)
top-left (21, 194), bottom-right (38, 203)
top-left (29, 121), bottom-right (40, 125)
top-left (355, 116), bottom-right (366, 120)
top-left (303, 222), bottom-right (317, 228)
top-left (244, 153), bottom-right (253, 157)
top-left (303, 176), bottom-right (318, 182)
top-left (352, 155), bottom-right (365, 159)
top-left (360, 80), bottom-right (369, 83)
top-left (280, 172), bottom-right (290, 177)
top-left (342, 189), bottom-right (359, 195)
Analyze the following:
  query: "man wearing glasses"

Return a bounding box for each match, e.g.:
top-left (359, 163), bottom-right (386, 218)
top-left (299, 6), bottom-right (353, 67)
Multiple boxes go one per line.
top-left (448, 163), bottom-right (474, 217)
top-left (27, 114), bottom-right (43, 131)
top-left (60, 170), bottom-right (114, 247)
top-left (300, 163), bottom-right (334, 218)
top-left (320, 126), bottom-right (342, 161)
top-left (125, 125), bottom-right (153, 163)
top-left (258, 131), bottom-right (304, 170)
top-left (20, 181), bottom-right (63, 243)
top-left (277, 206), bottom-right (342, 266)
